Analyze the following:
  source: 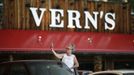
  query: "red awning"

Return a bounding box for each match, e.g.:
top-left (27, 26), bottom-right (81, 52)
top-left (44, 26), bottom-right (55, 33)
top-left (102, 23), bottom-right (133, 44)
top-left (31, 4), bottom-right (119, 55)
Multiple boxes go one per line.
top-left (0, 30), bottom-right (134, 53)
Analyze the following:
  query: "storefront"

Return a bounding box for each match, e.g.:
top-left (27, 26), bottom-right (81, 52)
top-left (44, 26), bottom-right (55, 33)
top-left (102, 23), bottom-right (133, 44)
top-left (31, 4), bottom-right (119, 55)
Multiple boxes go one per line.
top-left (0, 30), bottom-right (134, 71)
top-left (0, 0), bottom-right (134, 72)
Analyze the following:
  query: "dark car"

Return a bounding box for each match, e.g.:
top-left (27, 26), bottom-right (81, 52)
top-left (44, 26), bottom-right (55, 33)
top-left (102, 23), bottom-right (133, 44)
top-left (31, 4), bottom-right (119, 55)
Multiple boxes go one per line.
top-left (0, 60), bottom-right (76, 75)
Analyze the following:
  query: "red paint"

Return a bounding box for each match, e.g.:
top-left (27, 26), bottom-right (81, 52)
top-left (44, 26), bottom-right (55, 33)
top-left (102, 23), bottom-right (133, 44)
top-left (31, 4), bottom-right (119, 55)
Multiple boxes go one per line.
top-left (0, 30), bottom-right (134, 53)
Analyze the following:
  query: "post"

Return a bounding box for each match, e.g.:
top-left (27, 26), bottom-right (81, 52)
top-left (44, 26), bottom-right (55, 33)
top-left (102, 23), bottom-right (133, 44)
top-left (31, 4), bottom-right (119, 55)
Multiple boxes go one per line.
top-left (9, 55), bottom-right (13, 61)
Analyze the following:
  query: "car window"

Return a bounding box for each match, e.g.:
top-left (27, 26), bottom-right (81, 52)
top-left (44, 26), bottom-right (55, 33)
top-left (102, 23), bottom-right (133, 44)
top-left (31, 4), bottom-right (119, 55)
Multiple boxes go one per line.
top-left (28, 62), bottom-right (73, 75)
top-left (10, 64), bottom-right (28, 75)
top-left (49, 65), bottom-right (73, 75)
top-left (28, 63), bottom-right (49, 75)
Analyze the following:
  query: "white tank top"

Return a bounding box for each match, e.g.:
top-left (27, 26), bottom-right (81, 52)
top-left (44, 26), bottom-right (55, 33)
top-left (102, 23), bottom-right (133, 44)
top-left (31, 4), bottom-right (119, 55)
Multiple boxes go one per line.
top-left (62, 54), bottom-right (75, 72)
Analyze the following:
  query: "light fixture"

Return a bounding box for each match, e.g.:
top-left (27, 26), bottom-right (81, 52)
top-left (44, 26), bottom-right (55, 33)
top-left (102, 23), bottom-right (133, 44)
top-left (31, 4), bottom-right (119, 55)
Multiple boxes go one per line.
top-left (38, 35), bottom-right (42, 42)
top-left (88, 37), bottom-right (93, 44)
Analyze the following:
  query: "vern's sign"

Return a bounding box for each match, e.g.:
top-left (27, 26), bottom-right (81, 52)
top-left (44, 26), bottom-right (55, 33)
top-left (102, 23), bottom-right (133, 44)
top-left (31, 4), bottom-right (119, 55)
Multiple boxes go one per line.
top-left (30, 7), bottom-right (115, 30)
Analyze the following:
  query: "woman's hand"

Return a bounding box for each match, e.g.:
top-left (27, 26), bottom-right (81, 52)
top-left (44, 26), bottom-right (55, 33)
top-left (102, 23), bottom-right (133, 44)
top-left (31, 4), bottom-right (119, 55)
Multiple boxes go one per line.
top-left (50, 42), bottom-right (54, 50)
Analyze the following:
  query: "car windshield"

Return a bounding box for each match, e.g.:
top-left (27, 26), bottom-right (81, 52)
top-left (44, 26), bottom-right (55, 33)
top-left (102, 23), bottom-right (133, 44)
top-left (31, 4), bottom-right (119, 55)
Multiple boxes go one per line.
top-left (27, 62), bottom-right (73, 75)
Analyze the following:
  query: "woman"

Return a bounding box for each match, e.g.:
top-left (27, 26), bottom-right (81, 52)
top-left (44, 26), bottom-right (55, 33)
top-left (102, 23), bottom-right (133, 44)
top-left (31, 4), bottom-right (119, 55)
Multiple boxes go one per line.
top-left (51, 44), bottom-right (79, 72)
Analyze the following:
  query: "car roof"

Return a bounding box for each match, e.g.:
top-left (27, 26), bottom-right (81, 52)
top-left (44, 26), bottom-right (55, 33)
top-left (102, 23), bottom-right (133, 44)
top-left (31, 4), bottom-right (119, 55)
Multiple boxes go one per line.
top-left (89, 70), bottom-right (134, 75)
top-left (0, 60), bottom-right (73, 74)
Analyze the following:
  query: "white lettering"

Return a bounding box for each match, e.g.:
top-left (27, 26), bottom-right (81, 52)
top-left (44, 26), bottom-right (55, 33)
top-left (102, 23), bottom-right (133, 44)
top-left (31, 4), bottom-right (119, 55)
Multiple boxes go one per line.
top-left (30, 7), bottom-right (116, 31)
top-left (84, 11), bottom-right (99, 29)
top-left (67, 10), bottom-right (82, 28)
top-left (49, 9), bottom-right (64, 28)
top-left (30, 7), bottom-right (46, 26)
top-left (105, 13), bottom-right (115, 30)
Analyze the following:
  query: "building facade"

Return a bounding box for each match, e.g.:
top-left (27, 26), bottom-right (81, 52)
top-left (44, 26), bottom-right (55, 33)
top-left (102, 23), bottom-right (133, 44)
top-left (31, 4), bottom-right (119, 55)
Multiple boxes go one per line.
top-left (0, 0), bottom-right (134, 72)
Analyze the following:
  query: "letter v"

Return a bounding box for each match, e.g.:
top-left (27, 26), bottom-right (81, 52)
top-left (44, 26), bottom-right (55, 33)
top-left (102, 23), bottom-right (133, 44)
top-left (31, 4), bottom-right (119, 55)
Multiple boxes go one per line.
top-left (30, 7), bottom-right (46, 26)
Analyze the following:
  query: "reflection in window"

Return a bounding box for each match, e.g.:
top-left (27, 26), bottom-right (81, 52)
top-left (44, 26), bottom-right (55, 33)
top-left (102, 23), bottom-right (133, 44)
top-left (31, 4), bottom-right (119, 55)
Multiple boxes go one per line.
top-left (28, 62), bottom-right (73, 75)
top-left (10, 64), bottom-right (28, 75)
top-left (50, 65), bottom-right (72, 75)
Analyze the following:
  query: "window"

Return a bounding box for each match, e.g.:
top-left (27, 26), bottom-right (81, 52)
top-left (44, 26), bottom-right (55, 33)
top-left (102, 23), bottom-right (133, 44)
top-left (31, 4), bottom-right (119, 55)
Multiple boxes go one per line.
top-left (10, 64), bottom-right (28, 75)
top-left (28, 63), bottom-right (49, 75)
top-left (49, 65), bottom-right (72, 75)
top-left (28, 62), bottom-right (73, 75)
